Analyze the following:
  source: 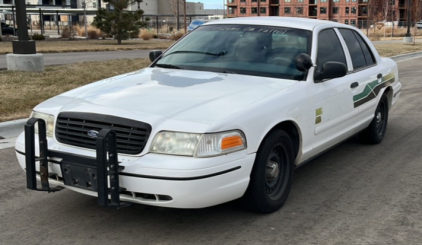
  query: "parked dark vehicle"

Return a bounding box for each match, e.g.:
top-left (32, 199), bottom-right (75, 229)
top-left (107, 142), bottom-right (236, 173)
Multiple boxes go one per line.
top-left (1, 22), bottom-right (17, 35)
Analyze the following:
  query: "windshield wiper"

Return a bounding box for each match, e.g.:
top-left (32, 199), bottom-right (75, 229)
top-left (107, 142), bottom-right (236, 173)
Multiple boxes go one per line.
top-left (162, 50), bottom-right (227, 58)
top-left (155, 64), bottom-right (182, 69)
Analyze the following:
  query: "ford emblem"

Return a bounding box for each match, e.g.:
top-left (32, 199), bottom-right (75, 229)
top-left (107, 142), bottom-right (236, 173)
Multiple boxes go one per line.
top-left (87, 130), bottom-right (99, 138)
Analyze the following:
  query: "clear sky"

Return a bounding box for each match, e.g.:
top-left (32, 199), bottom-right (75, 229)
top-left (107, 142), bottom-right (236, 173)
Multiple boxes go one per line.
top-left (200, 0), bottom-right (225, 9)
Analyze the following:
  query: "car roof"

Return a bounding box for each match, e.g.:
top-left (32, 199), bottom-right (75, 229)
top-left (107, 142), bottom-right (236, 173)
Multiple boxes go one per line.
top-left (204, 17), bottom-right (346, 31)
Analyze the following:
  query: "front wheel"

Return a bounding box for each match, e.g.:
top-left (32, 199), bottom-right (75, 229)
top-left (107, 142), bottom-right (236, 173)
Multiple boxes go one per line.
top-left (360, 94), bottom-right (389, 144)
top-left (242, 129), bottom-right (295, 213)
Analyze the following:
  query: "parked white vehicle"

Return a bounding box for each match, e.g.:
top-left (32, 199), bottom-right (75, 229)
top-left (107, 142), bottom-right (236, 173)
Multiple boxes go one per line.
top-left (16, 17), bottom-right (401, 213)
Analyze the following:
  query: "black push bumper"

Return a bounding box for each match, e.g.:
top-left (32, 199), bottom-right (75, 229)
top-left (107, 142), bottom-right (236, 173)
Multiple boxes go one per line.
top-left (25, 118), bottom-right (125, 208)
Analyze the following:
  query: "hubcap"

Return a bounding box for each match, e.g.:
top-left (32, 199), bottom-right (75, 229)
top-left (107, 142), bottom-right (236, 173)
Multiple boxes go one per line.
top-left (375, 102), bottom-right (386, 136)
top-left (266, 160), bottom-right (280, 181)
top-left (376, 111), bottom-right (382, 124)
top-left (264, 145), bottom-right (289, 200)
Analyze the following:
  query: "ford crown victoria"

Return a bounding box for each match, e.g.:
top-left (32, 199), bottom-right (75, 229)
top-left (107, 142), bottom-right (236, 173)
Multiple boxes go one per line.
top-left (15, 17), bottom-right (401, 213)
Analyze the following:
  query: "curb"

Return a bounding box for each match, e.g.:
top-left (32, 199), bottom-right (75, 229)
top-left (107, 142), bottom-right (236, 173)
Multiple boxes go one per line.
top-left (390, 51), bottom-right (422, 62)
top-left (0, 119), bottom-right (27, 139)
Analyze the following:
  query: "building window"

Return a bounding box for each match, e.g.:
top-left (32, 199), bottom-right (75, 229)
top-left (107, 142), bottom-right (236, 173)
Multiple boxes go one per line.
top-left (333, 0), bottom-right (339, 2)
top-left (320, 7), bottom-right (327, 14)
top-left (333, 7), bottom-right (338, 14)
top-left (361, 6), bottom-right (367, 15)
top-left (351, 7), bottom-right (356, 14)
top-left (297, 7), bottom-right (303, 15)
top-left (321, 0), bottom-right (327, 2)
top-left (351, 19), bottom-right (356, 25)
top-left (298, 0), bottom-right (303, 2)
top-left (345, 7), bottom-right (349, 14)
top-left (261, 0), bottom-right (266, 2)
top-left (92, 2), bottom-right (96, 8)
top-left (240, 7), bottom-right (246, 14)
top-left (260, 7), bottom-right (266, 14)
top-left (251, 7), bottom-right (258, 14)
top-left (285, 7), bottom-right (291, 14)
top-left (240, 0), bottom-right (246, 2)
top-left (285, 0), bottom-right (291, 2)
top-left (345, 20), bottom-right (349, 24)
top-left (252, 0), bottom-right (257, 2)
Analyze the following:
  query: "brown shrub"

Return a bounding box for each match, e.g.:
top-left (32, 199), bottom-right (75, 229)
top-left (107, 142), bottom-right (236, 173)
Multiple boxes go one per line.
top-left (171, 30), bottom-right (186, 41)
top-left (61, 26), bottom-right (76, 38)
top-left (139, 29), bottom-right (154, 40)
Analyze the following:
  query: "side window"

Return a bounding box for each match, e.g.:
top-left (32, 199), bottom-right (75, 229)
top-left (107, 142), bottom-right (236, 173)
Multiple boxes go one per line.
top-left (339, 29), bottom-right (376, 69)
top-left (353, 32), bottom-right (376, 66)
top-left (338, 29), bottom-right (366, 69)
top-left (316, 29), bottom-right (347, 72)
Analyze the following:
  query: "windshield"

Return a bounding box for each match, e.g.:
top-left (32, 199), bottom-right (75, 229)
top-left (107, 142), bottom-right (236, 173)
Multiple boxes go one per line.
top-left (155, 24), bottom-right (312, 80)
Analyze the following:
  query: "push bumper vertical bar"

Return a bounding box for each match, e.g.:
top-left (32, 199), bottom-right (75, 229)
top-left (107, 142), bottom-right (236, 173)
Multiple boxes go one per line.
top-left (25, 118), bottom-right (62, 192)
top-left (96, 129), bottom-right (121, 207)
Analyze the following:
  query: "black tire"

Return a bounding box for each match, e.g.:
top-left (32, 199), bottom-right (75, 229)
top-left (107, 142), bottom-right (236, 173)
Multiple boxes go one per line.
top-left (360, 94), bottom-right (389, 144)
top-left (242, 129), bottom-right (295, 213)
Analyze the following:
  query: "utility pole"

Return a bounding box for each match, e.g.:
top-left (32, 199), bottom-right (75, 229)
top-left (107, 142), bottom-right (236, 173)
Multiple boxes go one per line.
top-left (184, 0), bottom-right (186, 33)
top-left (404, 0), bottom-right (412, 42)
top-left (83, 0), bottom-right (88, 39)
top-left (176, 0), bottom-right (180, 30)
top-left (405, 0), bottom-right (411, 37)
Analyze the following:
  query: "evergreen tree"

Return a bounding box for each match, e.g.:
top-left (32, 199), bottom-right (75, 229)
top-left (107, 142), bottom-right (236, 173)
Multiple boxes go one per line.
top-left (93, 0), bottom-right (145, 45)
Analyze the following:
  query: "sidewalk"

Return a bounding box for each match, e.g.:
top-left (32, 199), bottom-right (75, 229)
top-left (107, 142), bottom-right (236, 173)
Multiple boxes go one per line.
top-left (0, 49), bottom-right (151, 70)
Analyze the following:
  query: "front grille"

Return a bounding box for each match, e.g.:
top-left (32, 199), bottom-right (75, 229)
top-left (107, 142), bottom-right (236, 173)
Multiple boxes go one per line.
top-left (55, 112), bottom-right (151, 155)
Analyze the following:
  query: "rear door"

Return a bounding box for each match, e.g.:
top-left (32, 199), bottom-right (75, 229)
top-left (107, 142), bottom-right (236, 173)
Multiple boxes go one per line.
top-left (337, 28), bottom-right (391, 124)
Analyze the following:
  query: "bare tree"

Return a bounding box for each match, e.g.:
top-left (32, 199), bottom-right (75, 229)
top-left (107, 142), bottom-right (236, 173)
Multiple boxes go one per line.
top-left (383, 0), bottom-right (390, 38)
top-left (412, 0), bottom-right (421, 45)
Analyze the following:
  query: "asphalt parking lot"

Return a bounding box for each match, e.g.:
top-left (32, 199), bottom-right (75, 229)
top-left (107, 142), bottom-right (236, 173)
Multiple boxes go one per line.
top-left (1, 57), bottom-right (421, 245)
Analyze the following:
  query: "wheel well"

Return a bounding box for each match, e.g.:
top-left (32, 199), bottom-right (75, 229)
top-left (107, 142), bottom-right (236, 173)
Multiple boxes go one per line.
top-left (264, 121), bottom-right (301, 161)
top-left (384, 86), bottom-right (393, 110)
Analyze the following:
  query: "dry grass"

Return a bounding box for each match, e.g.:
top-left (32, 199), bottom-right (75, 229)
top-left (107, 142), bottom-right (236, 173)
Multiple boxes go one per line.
top-left (374, 43), bottom-right (422, 57)
top-left (139, 29), bottom-right (155, 40)
top-left (363, 26), bottom-right (422, 41)
top-left (0, 58), bottom-right (150, 122)
top-left (171, 30), bottom-right (186, 41)
top-left (74, 24), bottom-right (105, 39)
top-left (0, 39), bottom-right (174, 54)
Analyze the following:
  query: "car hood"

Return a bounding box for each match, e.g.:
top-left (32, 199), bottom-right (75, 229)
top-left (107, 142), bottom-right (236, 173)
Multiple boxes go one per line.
top-left (42, 68), bottom-right (298, 125)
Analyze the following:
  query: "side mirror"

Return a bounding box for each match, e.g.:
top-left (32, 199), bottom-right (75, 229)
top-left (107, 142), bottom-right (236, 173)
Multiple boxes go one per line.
top-left (149, 50), bottom-right (163, 62)
top-left (295, 53), bottom-right (313, 72)
top-left (314, 62), bottom-right (347, 82)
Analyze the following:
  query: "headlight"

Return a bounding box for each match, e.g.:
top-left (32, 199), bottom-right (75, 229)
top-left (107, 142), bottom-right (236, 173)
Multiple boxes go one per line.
top-left (31, 111), bottom-right (55, 137)
top-left (150, 130), bottom-right (246, 157)
top-left (195, 131), bottom-right (246, 157)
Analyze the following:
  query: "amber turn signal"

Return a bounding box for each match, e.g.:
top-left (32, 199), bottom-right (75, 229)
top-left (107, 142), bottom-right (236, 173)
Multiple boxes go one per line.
top-left (221, 135), bottom-right (244, 150)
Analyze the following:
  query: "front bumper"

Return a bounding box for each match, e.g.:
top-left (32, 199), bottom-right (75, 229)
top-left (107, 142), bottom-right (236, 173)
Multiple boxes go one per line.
top-left (15, 129), bottom-right (255, 209)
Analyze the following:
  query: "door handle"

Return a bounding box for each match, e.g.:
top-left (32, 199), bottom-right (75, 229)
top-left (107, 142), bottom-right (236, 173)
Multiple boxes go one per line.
top-left (377, 73), bottom-right (382, 79)
top-left (350, 82), bottom-right (359, 88)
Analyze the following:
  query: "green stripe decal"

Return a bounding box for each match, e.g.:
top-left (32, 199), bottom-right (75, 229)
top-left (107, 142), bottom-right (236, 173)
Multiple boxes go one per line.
top-left (353, 72), bottom-right (395, 108)
top-left (353, 83), bottom-right (375, 102)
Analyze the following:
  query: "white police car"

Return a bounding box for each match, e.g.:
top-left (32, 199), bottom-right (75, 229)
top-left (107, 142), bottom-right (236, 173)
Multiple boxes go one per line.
top-left (16, 17), bottom-right (401, 213)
